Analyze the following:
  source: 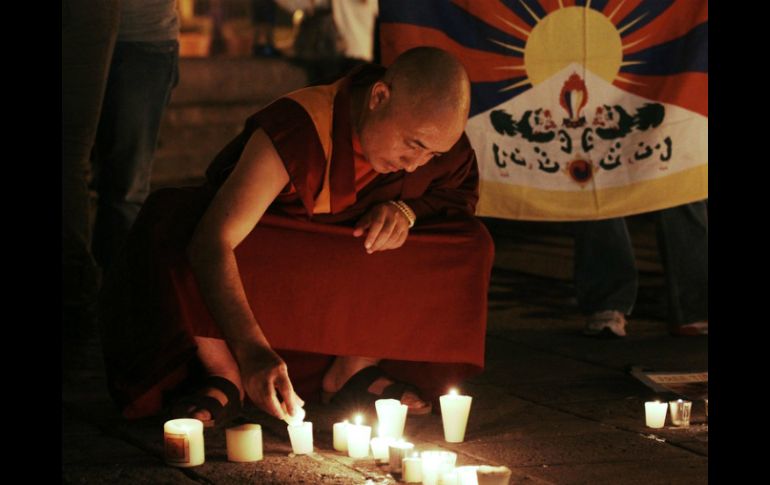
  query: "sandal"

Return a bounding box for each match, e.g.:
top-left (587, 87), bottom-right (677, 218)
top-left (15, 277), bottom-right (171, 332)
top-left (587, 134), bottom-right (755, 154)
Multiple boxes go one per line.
top-left (322, 366), bottom-right (433, 416)
top-left (170, 375), bottom-right (242, 428)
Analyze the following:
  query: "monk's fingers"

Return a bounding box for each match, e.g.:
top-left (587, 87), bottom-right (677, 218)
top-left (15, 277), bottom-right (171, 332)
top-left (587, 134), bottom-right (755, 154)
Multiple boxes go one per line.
top-left (274, 372), bottom-right (300, 415)
top-left (364, 213), bottom-right (388, 252)
top-left (369, 216), bottom-right (398, 252)
top-left (262, 377), bottom-right (287, 420)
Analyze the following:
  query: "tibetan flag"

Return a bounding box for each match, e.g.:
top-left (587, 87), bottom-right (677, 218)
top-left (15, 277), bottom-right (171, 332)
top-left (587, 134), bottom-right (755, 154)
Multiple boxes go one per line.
top-left (380, 0), bottom-right (707, 221)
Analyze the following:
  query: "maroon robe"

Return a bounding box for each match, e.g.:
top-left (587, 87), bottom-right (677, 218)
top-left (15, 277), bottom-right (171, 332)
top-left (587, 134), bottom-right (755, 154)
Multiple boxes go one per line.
top-left (99, 65), bottom-right (495, 418)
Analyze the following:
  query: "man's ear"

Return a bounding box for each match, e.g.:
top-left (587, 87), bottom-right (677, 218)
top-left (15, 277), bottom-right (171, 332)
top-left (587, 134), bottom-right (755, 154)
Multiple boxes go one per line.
top-left (369, 81), bottom-right (391, 110)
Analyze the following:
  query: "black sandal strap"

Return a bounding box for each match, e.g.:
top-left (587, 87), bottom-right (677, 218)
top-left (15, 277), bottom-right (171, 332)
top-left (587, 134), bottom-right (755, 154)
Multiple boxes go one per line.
top-left (203, 375), bottom-right (242, 410)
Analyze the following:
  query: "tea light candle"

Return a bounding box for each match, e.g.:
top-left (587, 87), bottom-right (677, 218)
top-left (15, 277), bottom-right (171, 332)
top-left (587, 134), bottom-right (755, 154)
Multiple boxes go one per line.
top-left (287, 421), bottom-right (313, 455)
top-left (333, 419), bottom-right (350, 452)
top-left (645, 401), bottom-right (668, 428)
top-left (668, 399), bottom-right (692, 427)
top-left (440, 389), bottom-right (473, 443)
top-left (388, 439), bottom-right (414, 473)
top-left (402, 453), bottom-right (423, 483)
top-left (281, 403), bottom-right (306, 426)
top-left (164, 418), bottom-right (205, 467)
top-left (476, 465), bottom-right (512, 485)
top-left (370, 431), bottom-right (396, 461)
top-left (347, 414), bottom-right (372, 458)
top-left (375, 398), bottom-right (408, 439)
top-left (441, 470), bottom-right (459, 485)
top-left (421, 450), bottom-right (458, 485)
top-left (455, 466), bottom-right (479, 485)
top-left (225, 423), bottom-right (263, 462)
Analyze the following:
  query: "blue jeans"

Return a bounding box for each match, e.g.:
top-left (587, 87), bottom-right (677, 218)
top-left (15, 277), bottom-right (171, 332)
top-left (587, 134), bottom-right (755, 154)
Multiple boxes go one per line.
top-left (91, 40), bottom-right (179, 269)
top-left (573, 201), bottom-right (708, 325)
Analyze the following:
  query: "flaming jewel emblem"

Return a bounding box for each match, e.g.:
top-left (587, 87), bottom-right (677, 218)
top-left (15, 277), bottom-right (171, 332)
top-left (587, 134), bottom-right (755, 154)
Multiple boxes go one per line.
top-left (560, 73), bottom-right (588, 128)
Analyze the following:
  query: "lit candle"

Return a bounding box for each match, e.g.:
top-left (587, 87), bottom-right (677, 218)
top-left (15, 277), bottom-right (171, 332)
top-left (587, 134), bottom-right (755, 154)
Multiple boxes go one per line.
top-left (402, 453), bottom-right (423, 483)
top-left (164, 418), bottom-right (205, 467)
top-left (388, 439), bottom-right (414, 474)
top-left (346, 414), bottom-right (372, 458)
top-left (475, 465), bottom-right (512, 485)
top-left (645, 401), bottom-right (668, 428)
top-left (370, 428), bottom-right (396, 461)
top-left (668, 399), bottom-right (692, 427)
top-left (421, 451), bottom-right (458, 485)
top-left (287, 421), bottom-right (313, 455)
top-left (440, 389), bottom-right (473, 443)
top-left (225, 423), bottom-right (263, 462)
top-left (455, 466), bottom-right (479, 485)
top-left (375, 398), bottom-right (408, 439)
top-left (333, 419), bottom-right (350, 452)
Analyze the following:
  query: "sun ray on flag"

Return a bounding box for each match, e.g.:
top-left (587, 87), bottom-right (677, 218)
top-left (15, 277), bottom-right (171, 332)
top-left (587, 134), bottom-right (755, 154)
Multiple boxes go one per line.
top-left (495, 15), bottom-right (532, 38)
top-left (622, 36), bottom-right (648, 51)
top-left (617, 13), bottom-right (649, 35)
top-left (499, 78), bottom-right (532, 92)
top-left (519, 0), bottom-right (542, 23)
top-left (607, 0), bottom-right (628, 22)
top-left (489, 38), bottom-right (527, 54)
top-left (614, 75), bottom-right (646, 86)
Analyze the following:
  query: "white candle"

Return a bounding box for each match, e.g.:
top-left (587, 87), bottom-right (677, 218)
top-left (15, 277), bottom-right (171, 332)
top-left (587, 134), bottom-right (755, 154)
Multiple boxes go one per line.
top-left (475, 465), bottom-right (512, 485)
top-left (421, 451), bottom-right (458, 485)
top-left (333, 420), bottom-right (350, 452)
top-left (346, 415), bottom-right (372, 458)
top-left (441, 470), bottom-right (459, 485)
top-left (440, 389), bottom-right (473, 443)
top-left (388, 439), bottom-right (414, 473)
top-left (287, 421), bottom-right (313, 455)
top-left (402, 454), bottom-right (423, 483)
top-left (370, 433), bottom-right (396, 461)
top-left (456, 466), bottom-right (480, 485)
top-left (375, 398), bottom-right (408, 439)
top-left (225, 423), bottom-right (263, 462)
top-left (668, 399), bottom-right (692, 427)
top-left (164, 418), bottom-right (205, 467)
top-left (282, 403), bottom-right (306, 426)
top-left (645, 401), bottom-right (668, 428)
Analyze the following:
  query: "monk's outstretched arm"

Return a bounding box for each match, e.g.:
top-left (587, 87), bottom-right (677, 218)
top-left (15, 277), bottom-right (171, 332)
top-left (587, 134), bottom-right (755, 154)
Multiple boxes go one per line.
top-left (187, 128), bottom-right (302, 419)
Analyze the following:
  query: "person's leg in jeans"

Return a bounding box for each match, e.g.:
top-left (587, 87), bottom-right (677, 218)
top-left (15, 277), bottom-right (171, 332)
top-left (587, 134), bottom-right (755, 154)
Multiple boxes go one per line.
top-left (91, 40), bottom-right (179, 270)
top-left (573, 217), bottom-right (638, 337)
top-left (62, 0), bottom-right (119, 331)
top-left (655, 201), bottom-right (708, 335)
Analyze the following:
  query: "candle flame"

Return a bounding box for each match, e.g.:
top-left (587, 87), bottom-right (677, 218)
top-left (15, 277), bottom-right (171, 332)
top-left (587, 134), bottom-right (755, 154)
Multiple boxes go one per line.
top-left (449, 388), bottom-right (458, 396)
top-left (355, 414), bottom-right (362, 425)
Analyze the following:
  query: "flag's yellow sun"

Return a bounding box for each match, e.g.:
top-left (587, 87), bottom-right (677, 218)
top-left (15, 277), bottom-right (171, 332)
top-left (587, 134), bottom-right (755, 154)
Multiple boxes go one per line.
top-left (524, 7), bottom-right (622, 85)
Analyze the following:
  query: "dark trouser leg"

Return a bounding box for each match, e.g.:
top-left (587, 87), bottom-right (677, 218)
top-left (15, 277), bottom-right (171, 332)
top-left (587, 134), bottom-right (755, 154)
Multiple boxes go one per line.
top-left (92, 40), bottom-right (179, 269)
top-left (573, 217), bottom-right (638, 315)
top-left (62, 0), bottom-right (119, 313)
top-left (655, 201), bottom-right (708, 325)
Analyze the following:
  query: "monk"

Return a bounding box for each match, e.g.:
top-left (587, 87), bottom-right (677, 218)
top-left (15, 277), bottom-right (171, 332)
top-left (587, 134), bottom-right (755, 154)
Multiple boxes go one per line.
top-left (99, 47), bottom-right (495, 427)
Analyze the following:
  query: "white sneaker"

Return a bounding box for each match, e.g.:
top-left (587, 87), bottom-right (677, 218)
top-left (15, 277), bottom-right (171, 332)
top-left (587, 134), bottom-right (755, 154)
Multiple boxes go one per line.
top-left (583, 310), bottom-right (627, 338)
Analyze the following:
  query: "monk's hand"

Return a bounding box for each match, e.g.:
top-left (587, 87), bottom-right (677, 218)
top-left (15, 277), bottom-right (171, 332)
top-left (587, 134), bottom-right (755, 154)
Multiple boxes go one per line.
top-left (353, 202), bottom-right (411, 253)
top-left (241, 347), bottom-right (305, 420)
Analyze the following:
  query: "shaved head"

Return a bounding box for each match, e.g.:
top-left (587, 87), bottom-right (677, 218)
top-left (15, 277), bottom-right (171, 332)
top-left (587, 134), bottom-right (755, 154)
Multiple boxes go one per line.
top-left (383, 47), bottom-right (471, 121)
top-left (356, 47), bottom-right (471, 174)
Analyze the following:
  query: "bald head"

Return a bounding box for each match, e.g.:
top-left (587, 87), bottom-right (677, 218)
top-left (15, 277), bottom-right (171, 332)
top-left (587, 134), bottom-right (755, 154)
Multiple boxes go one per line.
top-left (383, 47), bottom-right (471, 121)
top-left (356, 47), bottom-right (471, 174)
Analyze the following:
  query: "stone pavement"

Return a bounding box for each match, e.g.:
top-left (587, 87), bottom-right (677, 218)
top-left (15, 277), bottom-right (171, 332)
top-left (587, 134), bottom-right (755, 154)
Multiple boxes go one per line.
top-left (62, 215), bottom-right (707, 484)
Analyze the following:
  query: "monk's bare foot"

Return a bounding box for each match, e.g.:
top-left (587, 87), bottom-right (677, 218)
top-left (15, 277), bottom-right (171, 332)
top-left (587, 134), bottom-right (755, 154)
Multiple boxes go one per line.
top-left (185, 337), bottom-right (245, 422)
top-left (322, 356), bottom-right (430, 412)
